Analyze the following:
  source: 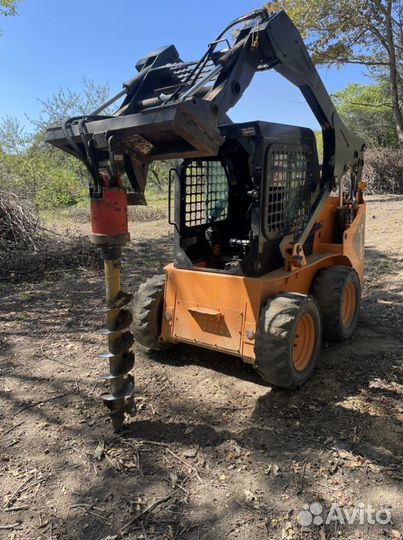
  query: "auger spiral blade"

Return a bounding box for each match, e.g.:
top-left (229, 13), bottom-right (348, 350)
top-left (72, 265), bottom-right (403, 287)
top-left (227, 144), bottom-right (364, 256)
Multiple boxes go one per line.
top-left (108, 309), bottom-right (132, 331)
top-left (103, 375), bottom-right (135, 430)
top-left (100, 260), bottom-right (136, 431)
top-left (109, 351), bottom-right (135, 376)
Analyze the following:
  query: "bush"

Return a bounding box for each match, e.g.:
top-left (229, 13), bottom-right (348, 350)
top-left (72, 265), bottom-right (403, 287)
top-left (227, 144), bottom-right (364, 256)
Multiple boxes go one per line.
top-left (36, 169), bottom-right (88, 209)
top-left (362, 147), bottom-right (403, 194)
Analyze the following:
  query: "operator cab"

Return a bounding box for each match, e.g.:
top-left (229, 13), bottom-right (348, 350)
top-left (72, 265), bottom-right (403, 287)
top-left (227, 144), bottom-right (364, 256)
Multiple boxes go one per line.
top-left (173, 121), bottom-right (320, 277)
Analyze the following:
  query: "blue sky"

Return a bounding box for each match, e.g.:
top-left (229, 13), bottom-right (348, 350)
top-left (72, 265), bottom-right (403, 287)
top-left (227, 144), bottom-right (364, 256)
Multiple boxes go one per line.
top-left (0, 0), bottom-right (368, 132)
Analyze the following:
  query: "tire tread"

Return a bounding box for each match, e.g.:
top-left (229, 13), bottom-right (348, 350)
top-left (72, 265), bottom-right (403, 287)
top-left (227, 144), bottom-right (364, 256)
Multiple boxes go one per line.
top-left (255, 293), bottom-right (321, 389)
top-left (131, 274), bottom-right (174, 351)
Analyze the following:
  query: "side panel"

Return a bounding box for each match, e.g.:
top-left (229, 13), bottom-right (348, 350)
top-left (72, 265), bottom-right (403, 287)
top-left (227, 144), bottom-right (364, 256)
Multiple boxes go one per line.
top-left (161, 255), bottom-right (334, 363)
top-left (313, 198), bottom-right (366, 281)
top-left (162, 266), bottom-right (259, 356)
top-left (343, 204), bottom-right (366, 281)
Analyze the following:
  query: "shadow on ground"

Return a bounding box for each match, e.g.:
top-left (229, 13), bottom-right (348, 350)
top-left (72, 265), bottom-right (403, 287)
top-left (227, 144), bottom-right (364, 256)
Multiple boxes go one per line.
top-left (1, 234), bottom-right (402, 539)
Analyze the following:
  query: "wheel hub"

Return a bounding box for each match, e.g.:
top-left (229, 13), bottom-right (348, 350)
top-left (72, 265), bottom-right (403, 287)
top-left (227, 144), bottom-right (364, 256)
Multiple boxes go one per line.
top-left (292, 313), bottom-right (315, 371)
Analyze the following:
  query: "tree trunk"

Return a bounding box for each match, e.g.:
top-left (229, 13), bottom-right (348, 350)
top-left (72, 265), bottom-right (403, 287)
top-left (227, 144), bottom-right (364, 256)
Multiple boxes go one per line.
top-left (150, 167), bottom-right (163, 191)
top-left (385, 0), bottom-right (403, 153)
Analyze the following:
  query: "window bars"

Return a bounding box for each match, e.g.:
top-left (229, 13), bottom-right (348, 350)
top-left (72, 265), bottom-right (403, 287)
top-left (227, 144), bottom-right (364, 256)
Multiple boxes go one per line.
top-left (184, 161), bottom-right (229, 227)
top-left (266, 149), bottom-right (313, 235)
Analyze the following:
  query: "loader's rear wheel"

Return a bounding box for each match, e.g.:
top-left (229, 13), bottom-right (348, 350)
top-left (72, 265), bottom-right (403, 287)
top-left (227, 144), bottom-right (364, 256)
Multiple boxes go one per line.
top-left (255, 293), bottom-right (321, 389)
top-left (312, 266), bottom-right (361, 341)
top-left (130, 274), bottom-right (175, 352)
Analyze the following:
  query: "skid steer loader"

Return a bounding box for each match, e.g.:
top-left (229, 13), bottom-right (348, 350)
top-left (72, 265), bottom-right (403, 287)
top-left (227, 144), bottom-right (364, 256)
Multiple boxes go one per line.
top-left (46, 8), bottom-right (366, 430)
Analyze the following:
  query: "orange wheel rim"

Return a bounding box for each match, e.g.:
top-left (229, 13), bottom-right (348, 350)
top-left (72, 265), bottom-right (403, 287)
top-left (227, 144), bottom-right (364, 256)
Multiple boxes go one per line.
top-left (292, 313), bottom-right (316, 371)
top-left (341, 282), bottom-right (356, 328)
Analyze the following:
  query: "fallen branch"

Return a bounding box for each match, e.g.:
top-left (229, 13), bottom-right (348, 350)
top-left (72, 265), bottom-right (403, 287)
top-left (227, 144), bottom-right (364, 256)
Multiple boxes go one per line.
top-left (0, 190), bottom-right (41, 252)
top-left (299, 461), bottom-right (307, 494)
top-left (14, 391), bottom-right (74, 416)
top-left (121, 495), bottom-right (171, 534)
top-left (165, 447), bottom-right (202, 482)
top-left (129, 440), bottom-right (202, 481)
top-left (70, 503), bottom-right (105, 512)
top-left (4, 473), bottom-right (35, 508)
top-left (5, 505), bottom-right (29, 512)
top-left (2, 421), bottom-right (24, 437)
top-left (30, 525), bottom-right (48, 539)
top-left (0, 522), bottom-right (21, 530)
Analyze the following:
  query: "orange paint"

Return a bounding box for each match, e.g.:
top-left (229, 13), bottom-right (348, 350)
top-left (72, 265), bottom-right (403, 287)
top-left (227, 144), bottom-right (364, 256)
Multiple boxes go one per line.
top-left (341, 281), bottom-right (356, 327)
top-left (292, 313), bottom-right (315, 371)
top-left (91, 188), bottom-right (128, 237)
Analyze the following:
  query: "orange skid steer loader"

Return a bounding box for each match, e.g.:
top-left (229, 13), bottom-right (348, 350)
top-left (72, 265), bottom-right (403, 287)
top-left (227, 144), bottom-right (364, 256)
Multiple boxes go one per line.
top-left (46, 8), bottom-right (366, 430)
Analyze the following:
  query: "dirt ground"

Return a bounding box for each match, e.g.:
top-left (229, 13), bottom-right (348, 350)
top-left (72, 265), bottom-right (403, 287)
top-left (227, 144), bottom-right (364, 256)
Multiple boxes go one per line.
top-left (1, 195), bottom-right (402, 540)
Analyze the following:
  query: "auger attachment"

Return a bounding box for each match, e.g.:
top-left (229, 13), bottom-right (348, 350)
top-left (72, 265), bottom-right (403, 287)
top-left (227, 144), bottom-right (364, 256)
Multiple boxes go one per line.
top-left (91, 180), bottom-right (135, 431)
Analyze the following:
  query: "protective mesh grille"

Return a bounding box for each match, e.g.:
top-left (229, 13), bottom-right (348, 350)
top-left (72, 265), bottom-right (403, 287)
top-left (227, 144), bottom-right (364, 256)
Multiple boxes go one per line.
top-left (267, 150), bottom-right (312, 234)
top-left (184, 161), bottom-right (228, 227)
top-left (170, 60), bottom-right (216, 84)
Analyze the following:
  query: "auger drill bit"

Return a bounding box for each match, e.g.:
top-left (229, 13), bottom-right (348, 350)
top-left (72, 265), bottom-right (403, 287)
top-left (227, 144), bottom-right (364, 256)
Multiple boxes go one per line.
top-left (91, 180), bottom-right (135, 431)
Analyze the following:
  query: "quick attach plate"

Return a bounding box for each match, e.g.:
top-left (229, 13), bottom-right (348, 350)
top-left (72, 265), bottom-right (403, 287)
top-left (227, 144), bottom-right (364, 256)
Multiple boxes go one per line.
top-left (45, 98), bottom-right (224, 164)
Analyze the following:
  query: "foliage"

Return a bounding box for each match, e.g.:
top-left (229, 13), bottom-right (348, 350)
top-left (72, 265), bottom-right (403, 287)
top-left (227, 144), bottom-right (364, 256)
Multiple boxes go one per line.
top-left (0, 0), bottom-right (18, 17)
top-left (36, 169), bottom-right (88, 208)
top-left (333, 83), bottom-right (398, 148)
top-left (0, 117), bottom-right (86, 207)
top-left (32, 77), bottom-right (110, 132)
top-left (0, 0), bottom-right (18, 37)
top-left (264, 0), bottom-right (402, 67)
top-left (264, 0), bottom-right (403, 151)
top-left (314, 131), bottom-right (323, 163)
top-left (148, 160), bottom-right (175, 192)
top-left (0, 79), bottom-right (111, 209)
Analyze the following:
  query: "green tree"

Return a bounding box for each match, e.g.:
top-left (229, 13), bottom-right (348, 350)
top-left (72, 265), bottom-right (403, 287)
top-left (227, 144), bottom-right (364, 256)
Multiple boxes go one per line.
top-left (32, 77), bottom-right (110, 133)
top-left (333, 83), bottom-right (398, 147)
top-left (265, 0), bottom-right (403, 152)
top-left (0, 0), bottom-right (18, 36)
top-left (0, 116), bottom-right (87, 206)
top-left (0, 79), bottom-right (110, 208)
top-left (0, 0), bottom-right (18, 17)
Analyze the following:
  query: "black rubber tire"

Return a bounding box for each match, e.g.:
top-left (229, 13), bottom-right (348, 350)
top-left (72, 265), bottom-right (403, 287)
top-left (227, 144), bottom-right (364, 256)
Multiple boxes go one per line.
top-left (311, 266), bottom-right (361, 341)
top-left (255, 293), bottom-right (321, 389)
top-left (130, 274), bottom-right (175, 351)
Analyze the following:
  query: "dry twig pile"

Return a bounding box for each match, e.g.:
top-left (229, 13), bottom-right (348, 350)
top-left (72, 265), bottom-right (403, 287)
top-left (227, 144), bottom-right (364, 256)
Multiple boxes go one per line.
top-left (0, 190), bottom-right (41, 252)
top-left (0, 190), bottom-right (101, 280)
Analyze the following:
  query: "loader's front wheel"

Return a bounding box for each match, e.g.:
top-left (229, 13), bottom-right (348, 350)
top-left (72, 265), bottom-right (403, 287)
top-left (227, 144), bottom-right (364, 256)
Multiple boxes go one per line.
top-left (312, 266), bottom-right (361, 341)
top-left (130, 274), bottom-right (175, 352)
top-left (255, 293), bottom-right (321, 389)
